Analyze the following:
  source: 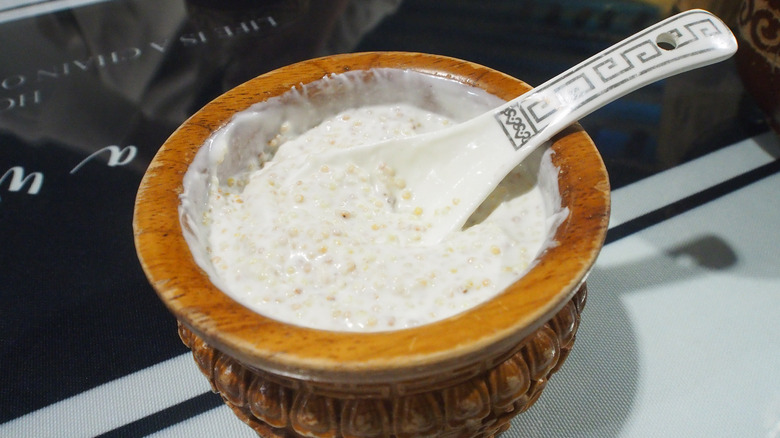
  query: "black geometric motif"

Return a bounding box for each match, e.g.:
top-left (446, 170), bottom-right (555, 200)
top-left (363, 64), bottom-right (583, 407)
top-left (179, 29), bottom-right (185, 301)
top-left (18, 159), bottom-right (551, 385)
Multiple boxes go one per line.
top-left (493, 13), bottom-right (726, 152)
top-left (495, 104), bottom-right (535, 150)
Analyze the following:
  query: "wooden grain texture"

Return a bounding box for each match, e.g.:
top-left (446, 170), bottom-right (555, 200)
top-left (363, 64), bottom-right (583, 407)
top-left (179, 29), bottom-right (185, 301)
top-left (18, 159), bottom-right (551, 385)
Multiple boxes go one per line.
top-left (177, 285), bottom-right (588, 437)
top-left (133, 51), bottom-right (610, 386)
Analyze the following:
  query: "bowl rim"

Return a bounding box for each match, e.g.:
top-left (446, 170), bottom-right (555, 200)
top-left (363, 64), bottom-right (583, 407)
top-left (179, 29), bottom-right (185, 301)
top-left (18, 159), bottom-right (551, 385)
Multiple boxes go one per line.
top-left (133, 51), bottom-right (610, 383)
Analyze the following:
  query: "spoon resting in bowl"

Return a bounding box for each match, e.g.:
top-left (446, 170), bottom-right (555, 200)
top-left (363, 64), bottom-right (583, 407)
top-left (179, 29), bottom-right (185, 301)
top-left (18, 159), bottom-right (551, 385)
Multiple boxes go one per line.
top-left (285, 9), bottom-right (737, 245)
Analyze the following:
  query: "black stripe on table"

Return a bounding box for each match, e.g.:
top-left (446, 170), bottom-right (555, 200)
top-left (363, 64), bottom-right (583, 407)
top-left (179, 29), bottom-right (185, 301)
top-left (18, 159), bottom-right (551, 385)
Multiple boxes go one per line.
top-left (606, 158), bottom-right (780, 244)
top-left (94, 392), bottom-right (223, 438)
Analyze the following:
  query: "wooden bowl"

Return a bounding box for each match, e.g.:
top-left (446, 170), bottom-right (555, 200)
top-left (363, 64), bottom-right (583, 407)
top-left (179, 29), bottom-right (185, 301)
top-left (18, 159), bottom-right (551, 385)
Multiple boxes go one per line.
top-left (133, 52), bottom-right (610, 438)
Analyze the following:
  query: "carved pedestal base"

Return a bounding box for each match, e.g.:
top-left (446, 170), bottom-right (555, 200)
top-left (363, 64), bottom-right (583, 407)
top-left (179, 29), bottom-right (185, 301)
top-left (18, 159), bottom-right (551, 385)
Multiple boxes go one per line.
top-left (178, 285), bottom-right (587, 438)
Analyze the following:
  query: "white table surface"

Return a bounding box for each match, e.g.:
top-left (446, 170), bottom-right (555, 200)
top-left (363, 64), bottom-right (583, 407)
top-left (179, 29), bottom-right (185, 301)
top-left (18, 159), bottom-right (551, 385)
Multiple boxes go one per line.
top-left (3, 132), bottom-right (778, 437)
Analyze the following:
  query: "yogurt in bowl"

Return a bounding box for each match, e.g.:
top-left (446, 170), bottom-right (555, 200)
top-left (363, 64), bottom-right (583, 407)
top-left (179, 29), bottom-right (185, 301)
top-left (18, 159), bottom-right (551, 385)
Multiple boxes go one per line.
top-left (134, 52), bottom-right (610, 438)
top-left (180, 68), bottom-right (568, 332)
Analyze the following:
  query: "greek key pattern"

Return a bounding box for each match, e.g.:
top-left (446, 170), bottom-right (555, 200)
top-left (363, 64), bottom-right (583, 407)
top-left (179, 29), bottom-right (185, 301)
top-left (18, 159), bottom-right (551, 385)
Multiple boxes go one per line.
top-left (496, 13), bottom-right (725, 150)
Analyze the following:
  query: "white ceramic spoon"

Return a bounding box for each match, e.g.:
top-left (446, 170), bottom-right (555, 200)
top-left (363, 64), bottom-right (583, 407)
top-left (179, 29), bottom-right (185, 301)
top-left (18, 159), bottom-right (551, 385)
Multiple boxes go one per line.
top-left (292, 9), bottom-right (737, 245)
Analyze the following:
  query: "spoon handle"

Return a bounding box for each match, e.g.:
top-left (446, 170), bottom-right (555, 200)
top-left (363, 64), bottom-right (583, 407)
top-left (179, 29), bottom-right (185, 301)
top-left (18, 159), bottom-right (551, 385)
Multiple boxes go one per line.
top-left (494, 9), bottom-right (737, 153)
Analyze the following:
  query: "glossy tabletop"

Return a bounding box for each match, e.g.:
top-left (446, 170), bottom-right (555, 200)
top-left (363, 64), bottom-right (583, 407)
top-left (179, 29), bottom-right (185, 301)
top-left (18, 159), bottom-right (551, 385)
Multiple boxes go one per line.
top-left (1, 1), bottom-right (778, 437)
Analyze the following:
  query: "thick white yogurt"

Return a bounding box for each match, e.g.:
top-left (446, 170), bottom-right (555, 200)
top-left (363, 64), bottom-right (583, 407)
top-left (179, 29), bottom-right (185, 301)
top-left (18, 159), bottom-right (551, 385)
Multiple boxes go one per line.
top-left (180, 69), bottom-right (567, 332)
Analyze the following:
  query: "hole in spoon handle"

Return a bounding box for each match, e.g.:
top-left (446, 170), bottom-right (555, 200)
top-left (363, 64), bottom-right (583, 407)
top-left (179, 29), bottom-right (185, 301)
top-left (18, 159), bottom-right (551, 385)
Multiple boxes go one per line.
top-left (494, 9), bottom-right (737, 152)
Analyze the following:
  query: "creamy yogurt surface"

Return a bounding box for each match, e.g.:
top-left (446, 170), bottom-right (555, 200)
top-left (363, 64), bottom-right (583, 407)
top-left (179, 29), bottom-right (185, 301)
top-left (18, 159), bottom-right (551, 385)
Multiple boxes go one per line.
top-left (180, 69), bottom-right (567, 332)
